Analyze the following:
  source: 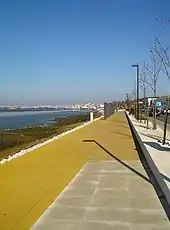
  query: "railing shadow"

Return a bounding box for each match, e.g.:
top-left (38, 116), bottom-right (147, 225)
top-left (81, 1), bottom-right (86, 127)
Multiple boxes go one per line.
top-left (83, 139), bottom-right (151, 184)
top-left (113, 131), bottom-right (132, 138)
top-left (144, 141), bottom-right (170, 152)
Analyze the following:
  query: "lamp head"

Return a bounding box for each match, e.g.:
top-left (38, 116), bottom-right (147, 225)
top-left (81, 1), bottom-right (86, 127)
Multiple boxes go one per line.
top-left (132, 64), bottom-right (138, 68)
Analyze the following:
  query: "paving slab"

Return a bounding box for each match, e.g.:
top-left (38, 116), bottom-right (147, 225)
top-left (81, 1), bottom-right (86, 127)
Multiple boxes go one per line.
top-left (31, 161), bottom-right (170, 230)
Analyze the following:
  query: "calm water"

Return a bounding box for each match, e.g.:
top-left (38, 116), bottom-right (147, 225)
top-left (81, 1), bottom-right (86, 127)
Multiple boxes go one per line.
top-left (0, 110), bottom-right (90, 130)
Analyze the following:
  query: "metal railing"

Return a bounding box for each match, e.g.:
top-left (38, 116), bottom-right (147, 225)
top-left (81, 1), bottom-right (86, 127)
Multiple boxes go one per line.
top-left (104, 102), bottom-right (116, 119)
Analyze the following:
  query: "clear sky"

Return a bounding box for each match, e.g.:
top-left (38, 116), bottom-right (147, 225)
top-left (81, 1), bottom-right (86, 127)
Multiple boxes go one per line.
top-left (0, 0), bottom-right (170, 105)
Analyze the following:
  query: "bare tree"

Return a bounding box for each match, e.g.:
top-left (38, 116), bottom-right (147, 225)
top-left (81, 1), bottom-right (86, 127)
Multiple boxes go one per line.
top-left (145, 38), bottom-right (163, 130)
top-left (131, 80), bottom-right (137, 117)
top-left (153, 37), bottom-right (170, 78)
top-left (140, 62), bottom-right (149, 127)
top-left (125, 93), bottom-right (130, 111)
top-left (131, 89), bottom-right (136, 102)
top-left (153, 37), bottom-right (170, 143)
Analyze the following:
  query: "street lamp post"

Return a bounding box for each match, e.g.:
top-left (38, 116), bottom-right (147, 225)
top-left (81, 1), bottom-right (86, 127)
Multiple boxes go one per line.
top-left (132, 63), bottom-right (139, 121)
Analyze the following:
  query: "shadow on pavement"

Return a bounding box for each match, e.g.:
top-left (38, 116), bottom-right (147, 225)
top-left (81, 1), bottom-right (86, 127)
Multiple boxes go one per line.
top-left (140, 132), bottom-right (162, 141)
top-left (112, 120), bottom-right (127, 125)
top-left (113, 131), bottom-right (132, 138)
top-left (144, 142), bottom-right (170, 152)
top-left (83, 139), bottom-right (151, 184)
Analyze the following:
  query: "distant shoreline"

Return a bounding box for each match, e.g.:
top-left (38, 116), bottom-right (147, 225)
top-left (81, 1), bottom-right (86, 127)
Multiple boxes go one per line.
top-left (0, 108), bottom-right (90, 112)
top-left (0, 109), bottom-right (92, 130)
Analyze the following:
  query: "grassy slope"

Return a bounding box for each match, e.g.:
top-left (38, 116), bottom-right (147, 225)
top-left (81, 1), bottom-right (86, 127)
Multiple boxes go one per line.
top-left (0, 113), bottom-right (100, 160)
top-left (0, 123), bottom-right (82, 160)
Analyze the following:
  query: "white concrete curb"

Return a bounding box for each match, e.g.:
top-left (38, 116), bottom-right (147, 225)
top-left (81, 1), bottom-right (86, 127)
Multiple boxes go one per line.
top-left (0, 116), bottom-right (103, 165)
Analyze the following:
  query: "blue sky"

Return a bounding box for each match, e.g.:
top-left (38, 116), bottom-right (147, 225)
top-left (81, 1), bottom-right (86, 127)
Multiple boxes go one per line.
top-left (0, 0), bottom-right (170, 105)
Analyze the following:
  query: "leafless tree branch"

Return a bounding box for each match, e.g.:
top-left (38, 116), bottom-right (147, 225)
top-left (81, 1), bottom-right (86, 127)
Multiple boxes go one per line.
top-left (139, 62), bottom-right (150, 93)
top-left (145, 37), bottom-right (163, 96)
top-left (153, 17), bottom-right (170, 136)
top-left (153, 37), bottom-right (170, 80)
top-left (145, 37), bottom-right (163, 130)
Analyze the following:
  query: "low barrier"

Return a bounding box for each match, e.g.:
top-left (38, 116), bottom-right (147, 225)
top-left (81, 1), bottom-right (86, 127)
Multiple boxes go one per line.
top-left (125, 111), bottom-right (170, 219)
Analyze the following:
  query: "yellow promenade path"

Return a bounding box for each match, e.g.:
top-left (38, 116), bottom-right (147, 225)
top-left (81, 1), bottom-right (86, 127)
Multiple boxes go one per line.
top-left (0, 112), bottom-right (138, 230)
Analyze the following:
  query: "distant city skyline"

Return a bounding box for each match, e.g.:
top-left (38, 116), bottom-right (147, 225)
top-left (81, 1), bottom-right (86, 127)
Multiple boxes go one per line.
top-left (0, 101), bottom-right (102, 107)
top-left (0, 102), bottom-right (104, 111)
top-left (0, 101), bottom-right (104, 107)
top-left (0, 0), bottom-right (170, 105)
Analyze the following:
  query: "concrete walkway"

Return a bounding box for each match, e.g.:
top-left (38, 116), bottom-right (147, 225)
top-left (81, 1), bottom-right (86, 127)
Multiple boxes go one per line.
top-left (31, 161), bottom-right (169, 230)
